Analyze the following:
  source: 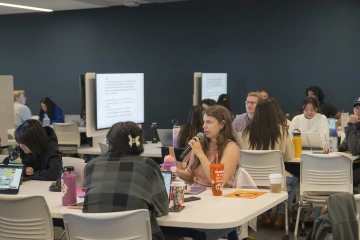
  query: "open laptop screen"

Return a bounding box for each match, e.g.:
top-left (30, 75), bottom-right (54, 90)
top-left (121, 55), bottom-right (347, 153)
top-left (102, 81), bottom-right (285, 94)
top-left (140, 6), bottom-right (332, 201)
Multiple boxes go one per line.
top-left (0, 164), bottom-right (23, 194)
top-left (161, 171), bottom-right (172, 201)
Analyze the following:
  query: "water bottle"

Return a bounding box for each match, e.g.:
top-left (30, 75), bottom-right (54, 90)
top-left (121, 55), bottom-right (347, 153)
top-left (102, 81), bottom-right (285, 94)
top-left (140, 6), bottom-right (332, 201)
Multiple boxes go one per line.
top-left (43, 113), bottom-right (50, 127)
top-left (329, 129), bottom-right (338, 153)
top-left (292, 129), bottom-right (302, 158)
top-left (61, 166), bottom-right (77, 206)
top-left (172, 119), bottom-right (180, 148)
top-left (151, 122), bottom-right (159, 143)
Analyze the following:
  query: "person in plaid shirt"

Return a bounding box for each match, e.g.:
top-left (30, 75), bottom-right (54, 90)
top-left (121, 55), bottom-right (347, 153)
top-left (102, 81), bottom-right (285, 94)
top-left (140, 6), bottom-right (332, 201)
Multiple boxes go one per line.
top-left (83, 122), bottom-right (169, 240)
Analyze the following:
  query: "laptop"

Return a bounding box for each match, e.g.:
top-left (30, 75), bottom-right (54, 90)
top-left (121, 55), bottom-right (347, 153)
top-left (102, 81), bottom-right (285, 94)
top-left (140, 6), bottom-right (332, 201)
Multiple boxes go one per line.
top-left (98, 142), bottom-right (109, 153)
top-left (157, 129), bottom-right (173, 146)
top-left (0, 164), bottom-right (24, 194)
top-left (161, 171), bottom-right (172, 202)
top-left (301, 132), bottom-right (323, 154)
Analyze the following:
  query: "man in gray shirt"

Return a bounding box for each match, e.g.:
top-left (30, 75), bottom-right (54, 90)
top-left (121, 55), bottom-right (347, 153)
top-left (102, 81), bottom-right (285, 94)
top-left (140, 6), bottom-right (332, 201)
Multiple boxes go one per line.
top-left (14, 90), bottom-right (32, 128)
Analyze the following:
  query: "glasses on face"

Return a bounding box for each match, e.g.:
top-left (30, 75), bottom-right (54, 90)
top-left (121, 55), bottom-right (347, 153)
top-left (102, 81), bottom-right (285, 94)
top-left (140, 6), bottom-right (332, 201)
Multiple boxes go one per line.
top-left (245, 101), bottom-right (257, 105)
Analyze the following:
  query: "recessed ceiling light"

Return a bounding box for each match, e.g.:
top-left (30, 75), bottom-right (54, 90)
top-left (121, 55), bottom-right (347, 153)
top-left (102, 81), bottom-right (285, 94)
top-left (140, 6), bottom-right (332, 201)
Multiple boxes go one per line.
top-left (0, 2), bottom-right (53, 12)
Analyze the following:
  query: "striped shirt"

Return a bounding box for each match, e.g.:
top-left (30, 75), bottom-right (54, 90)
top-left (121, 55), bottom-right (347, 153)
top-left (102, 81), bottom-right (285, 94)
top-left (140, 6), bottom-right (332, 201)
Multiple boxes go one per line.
top-left (83, 152), bottom-right (169, 240)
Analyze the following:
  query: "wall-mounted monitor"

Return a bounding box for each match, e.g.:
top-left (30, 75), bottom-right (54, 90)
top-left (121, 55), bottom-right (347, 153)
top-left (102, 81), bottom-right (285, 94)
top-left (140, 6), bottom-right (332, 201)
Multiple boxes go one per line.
top-left (201, 73), bottom-right (227, 101)
top-left (95, 73), bottom-right (144, 130)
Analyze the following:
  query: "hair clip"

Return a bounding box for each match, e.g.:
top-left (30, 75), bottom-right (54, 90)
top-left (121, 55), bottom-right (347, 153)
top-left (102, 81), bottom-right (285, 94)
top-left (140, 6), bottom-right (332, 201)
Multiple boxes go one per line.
top-left (128, 135), bottom-right (140, 147)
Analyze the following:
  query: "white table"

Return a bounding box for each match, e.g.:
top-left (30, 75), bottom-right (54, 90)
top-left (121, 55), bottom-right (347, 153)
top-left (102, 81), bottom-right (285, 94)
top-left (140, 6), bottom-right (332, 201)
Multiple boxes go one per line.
top-left (17, 181), bottom-right (287, 229)
top-left (77, 142), bottom-right (162, 158)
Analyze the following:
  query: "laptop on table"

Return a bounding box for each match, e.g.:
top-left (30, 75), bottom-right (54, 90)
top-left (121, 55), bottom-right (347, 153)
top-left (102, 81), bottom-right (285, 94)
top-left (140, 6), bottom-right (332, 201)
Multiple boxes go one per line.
top-left (157, 129), bottom-right (173, 147)
top-left (0, 164), bottom-right (24, 194)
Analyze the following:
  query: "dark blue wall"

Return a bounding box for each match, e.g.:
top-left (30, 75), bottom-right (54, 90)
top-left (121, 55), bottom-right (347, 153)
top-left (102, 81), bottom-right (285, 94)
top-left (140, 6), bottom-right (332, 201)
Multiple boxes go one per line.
top-left (0, 0), bottom-right (359, 137)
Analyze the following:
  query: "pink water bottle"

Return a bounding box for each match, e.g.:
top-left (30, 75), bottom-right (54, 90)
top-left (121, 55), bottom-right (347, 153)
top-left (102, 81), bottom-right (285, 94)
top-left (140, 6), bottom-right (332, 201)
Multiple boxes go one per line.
top-left (61, 166), bottom-right (77, 206)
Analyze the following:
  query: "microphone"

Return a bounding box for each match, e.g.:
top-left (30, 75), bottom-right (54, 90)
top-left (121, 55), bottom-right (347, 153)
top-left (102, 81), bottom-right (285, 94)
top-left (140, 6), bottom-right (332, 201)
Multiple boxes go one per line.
top-left (179, 132), bottom-right (205, 160)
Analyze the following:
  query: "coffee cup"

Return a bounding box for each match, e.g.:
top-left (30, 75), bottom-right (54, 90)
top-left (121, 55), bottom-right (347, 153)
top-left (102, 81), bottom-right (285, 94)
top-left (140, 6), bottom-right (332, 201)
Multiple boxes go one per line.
top-left (171, 181), bottom-right (185, 207)
top-left (269, 174), bottom-right (282, 193)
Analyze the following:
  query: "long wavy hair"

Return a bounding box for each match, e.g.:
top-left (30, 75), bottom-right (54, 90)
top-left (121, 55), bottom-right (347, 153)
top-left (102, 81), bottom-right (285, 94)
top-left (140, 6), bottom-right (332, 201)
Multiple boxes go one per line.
top-left (243, 99), bottom-right (287, 150)
top-left (269, 97), bottom-right (288, 127)
top-left (177, 105), bottom-right (204, 148)
top-left (191, 105), bottom-right (237, 170)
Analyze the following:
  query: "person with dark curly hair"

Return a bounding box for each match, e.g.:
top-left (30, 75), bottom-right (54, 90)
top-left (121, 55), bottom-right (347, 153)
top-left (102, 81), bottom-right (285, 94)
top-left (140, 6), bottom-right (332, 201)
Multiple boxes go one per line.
top-left (306, 86), bottom-right (341, 118)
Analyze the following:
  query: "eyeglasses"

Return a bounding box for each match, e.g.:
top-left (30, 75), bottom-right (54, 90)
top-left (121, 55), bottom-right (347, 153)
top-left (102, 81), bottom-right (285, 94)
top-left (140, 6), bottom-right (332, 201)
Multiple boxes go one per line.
top-left (245, 101), bottom-right (257, 105)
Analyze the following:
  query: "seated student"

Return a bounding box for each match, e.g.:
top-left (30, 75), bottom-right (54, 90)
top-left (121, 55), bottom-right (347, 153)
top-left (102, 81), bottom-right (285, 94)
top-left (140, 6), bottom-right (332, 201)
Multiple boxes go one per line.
top-left (238, 99), bottom-right (296, 230)
top-left (83, 122), bottom-right (169, 240)
top-left (177, 105), bottom-right (239, 187)
top-left (39, 97), bottom-right (64, 124)
top-left (217, 93), bottom-right (235, 120)
top-left (3, 119), bottom-right (62, 181)
top-left (306, 86), bottom-right (341, 119)
top-left (200, 98), bottom-right (217, 109)
top-left (339, 97), bottom-right (360, 184)
top-left (13, 90), bottom-right (32, 128)
top-left (258, 88), bottom-right (269, 99)
top-left (232, 92), bottom-right (261, 133)
top-left (175, 105), bottom-right (239, 239)
top-left (177, 105), bottom-right (204, 170)
top-left (289, 97), bottom-right (330, 153)
top-left (177, 105), bottom-right (204, 148)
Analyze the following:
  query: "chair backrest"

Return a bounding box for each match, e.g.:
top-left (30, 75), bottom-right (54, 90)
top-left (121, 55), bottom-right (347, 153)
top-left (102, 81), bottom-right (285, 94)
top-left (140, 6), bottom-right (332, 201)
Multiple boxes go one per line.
top-left (0, 195), bottom-right (53, 240)
top-left (233, 167), bottom-right (257, 189)
top-left (64, 114), bottom-right (81, 126)
top-left (355, 194), bottom-right (360, 235)
top-left (53, 123), bottom-right (80, 147)
top-left (63, 209), bottom-right (152, 240)
top-left (300, 153), bottom-right (353, 195)
top-left (340, 132), bottom-right (346, 144)
top-left (62, 157), bottom-right (86, 186)
top-left (240, 150), bottom-right (285, 188)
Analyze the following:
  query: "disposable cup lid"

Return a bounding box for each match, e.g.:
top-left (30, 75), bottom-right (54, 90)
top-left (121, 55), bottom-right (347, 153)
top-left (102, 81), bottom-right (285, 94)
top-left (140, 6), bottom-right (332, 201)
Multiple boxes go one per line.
top-left (269, 174), bottom-right (282, 179)
top-left (171, 181), bottom-right (185, 187)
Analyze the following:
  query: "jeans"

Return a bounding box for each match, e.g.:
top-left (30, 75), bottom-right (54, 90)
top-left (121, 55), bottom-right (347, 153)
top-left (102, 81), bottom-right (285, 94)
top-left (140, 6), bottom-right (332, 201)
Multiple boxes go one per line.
top-left (276, 174), bottom-right (298, 214)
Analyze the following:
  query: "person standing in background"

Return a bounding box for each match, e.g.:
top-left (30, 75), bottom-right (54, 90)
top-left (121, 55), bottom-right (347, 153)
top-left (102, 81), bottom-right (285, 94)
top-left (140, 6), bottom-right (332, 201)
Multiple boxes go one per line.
top-left (13, 90), bottom-right (32, 128)
top-left (39, 97), bottom-right (64, 124)
top-left (232, 92), bottom-right (261, 133)
top-left (306, 86), bottom-right (341, 118)
top-left (258, 88), bottom-right (269, 99)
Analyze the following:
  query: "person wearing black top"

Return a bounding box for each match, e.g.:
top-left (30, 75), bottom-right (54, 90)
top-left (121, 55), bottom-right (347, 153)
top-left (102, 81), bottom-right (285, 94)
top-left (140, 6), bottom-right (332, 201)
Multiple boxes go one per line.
top-left (3, 119), bottom-right (62, 181)
top-left (339, 97), bottom-right (360, 184)
top-left (306, 86), bottom-right (341, 118)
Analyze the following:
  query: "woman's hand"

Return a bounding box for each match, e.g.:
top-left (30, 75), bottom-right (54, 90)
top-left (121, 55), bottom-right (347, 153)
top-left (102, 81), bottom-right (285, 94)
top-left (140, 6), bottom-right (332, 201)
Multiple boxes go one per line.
top-left (26, 167), bottom-right (34, 175)
top-left (188, 137), bottom-right (205, 157)
top-left (323, 147), bottom-right (329, 154)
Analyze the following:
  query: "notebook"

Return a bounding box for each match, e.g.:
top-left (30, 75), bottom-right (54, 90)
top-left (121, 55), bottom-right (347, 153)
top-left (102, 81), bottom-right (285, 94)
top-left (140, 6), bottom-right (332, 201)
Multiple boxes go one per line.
top-left (161, 171), bottom-right (172, 202)
top-left (0, 164), bottom-right (24, 194)
top-left (157, 129), bottom-right (173, 146)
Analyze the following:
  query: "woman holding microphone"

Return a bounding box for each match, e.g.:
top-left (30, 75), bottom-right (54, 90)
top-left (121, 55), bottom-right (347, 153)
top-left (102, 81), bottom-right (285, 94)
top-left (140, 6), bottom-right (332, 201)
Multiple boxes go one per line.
top-left (177, 105), bottom-right (239, 188)
top-left (168, 105), bottom-right (240, 240)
